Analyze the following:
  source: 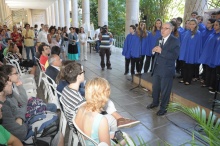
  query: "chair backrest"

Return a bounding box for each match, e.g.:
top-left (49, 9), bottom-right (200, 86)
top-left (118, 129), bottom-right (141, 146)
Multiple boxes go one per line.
top-left (72, 114), bottom-right (98, 146)
top-left (34, 56), bottom-right (44, 72)
top-left (42, 74), bottom-right (60, 109)
top-left (10, 59), bottom-right (24, 75)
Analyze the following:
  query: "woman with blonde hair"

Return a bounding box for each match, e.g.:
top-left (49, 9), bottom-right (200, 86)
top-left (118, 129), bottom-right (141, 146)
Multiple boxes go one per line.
top-left (74, 77), bottom-right (133, 146)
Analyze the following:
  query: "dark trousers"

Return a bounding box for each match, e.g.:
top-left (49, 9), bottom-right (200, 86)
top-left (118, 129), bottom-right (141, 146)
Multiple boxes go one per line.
top-left (125, 58), bottom-right (131, 73)
top-left (179, 60), bottom-right (185, 77)
top-left (216, 66), bottom-right (220, 91)
top-left (201, 64), bottom-right (207, 80)
top-left (183, 63), bottom-right (194, 83)
top-left (100, 48), bottom-right (111, 68)
top-left (176, 58), bottom-right (181, 73)
top-left (193, 64), bottom-right (200, 79)
top-left (95, 40), bottom-right (100, 52)
top-left (152, 75), bottom-right (173, 111)
top-left (130, 56), bottom-right (144, 74)
top-left (205, 66), bottom-right (216, 89)
top-left (144, 56), bottom-right (151, 73)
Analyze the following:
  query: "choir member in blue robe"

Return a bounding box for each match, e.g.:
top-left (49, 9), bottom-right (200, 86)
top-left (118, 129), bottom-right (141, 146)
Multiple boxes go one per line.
top-left (149, 19), bottom-right (162, 71)
top-left (201, 19), bottom-right (215, 47)
top-left (179, 19), bottom-right (202, 85)
top-left (200, 18), bottom-right (215, 82)
top-left (142, 30), bottom-right (152, 73)
top-left (198, 20), bottom-right (220, 91)
top-left (177, 17), bottom-right (184, 34)
top-left (130, 22), bottom-right (146, 75)
top-left (122, 25), bottom-right (136, 75)
top-left (196, 16), bottom-right (206, 32)
top-left (170, 21), bottom-right (181, 74)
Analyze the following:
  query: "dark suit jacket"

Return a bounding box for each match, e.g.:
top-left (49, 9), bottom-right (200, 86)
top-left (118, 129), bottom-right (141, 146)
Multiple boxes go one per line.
top-left (45, 65), bottom-right (59, 82)
top-left (152, 35), bottom-right (180, 77)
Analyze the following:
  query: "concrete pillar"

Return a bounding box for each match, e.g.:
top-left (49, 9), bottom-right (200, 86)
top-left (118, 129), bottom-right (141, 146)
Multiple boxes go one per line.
top-left (71, 0), bottom-right (78, 27)
top-left (26, 9), bottom-right (32, 26)
top-left (125, 0), bottom-right (139, 35)
top-left (82, 0), bottom-right (90, 32)
top-left (0, 0), bottom-right (4, 22)
top-left (2, 0), bottom-right (7, 19)
top-left (58, 0), bottom-right (65, 27)
top-left (98, 0), bottom-right (108, 27)
top-left (46, 8), bottom-right (50, 25)
top-left (184, 0), bottom-right (208, 22)
top-left (51, 3), bottom-right (56, 25)
top-left (48, 6), bottom-right (52, 26)
top-left (54, 0), bottom-right (60, 27)
top-left (64, 0), bottom-right (70, 29)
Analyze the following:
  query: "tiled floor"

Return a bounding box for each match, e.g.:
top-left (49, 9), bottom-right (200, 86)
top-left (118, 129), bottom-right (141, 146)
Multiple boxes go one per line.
top-left (37, 47), bottom-right (207, 146)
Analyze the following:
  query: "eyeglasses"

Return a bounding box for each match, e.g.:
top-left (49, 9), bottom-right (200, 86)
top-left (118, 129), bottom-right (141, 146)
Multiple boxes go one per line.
top-left (79, 71), bottom-right (85, 75)
top-left (10, 72), bottom-right (19, 75)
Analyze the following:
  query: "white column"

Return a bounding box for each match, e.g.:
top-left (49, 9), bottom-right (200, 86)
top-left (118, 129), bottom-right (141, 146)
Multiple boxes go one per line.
top-left (0, 0), bottom-right (4, 22)
top-left (58, 0), bottom-right (65, 27)
top-left (48, 6), bottom-right (52, 26)
top-left (54, 0), bottom-right (60, 27)
top-left (71, 0), bottom-right (78, 27)
top-left (51, 3), bottom-right (56, 25)
top-left (125, 0), bottom-right (139, 35)
top-left (64, 0), bottom-right (70, 29)
top-left (184, 0), bottom-right (208, 22)
top-left (2, 0), bottom-right (7, 19)
top-left (82, 0), bottom-right (90, 31)
top-left (46, 8), bottom-right (50, 25)
top-left (98, 0), bottom-right (108, 26)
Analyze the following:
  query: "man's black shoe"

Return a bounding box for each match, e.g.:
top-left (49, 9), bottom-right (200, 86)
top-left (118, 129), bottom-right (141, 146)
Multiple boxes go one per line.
top-left (102, 68), bottom-right (105, 71)
top-left (146, 103), bottom-right (158, 109)
top-left (156, 110), bottom-right (167, 116)
top-left (107, 67), bottom-right (112, 70)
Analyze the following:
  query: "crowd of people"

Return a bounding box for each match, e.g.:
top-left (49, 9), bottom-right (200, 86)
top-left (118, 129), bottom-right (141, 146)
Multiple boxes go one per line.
top-left (0, 20), bottom-right (139, 144)
top-left (122, 10), bottom-right (220, 95)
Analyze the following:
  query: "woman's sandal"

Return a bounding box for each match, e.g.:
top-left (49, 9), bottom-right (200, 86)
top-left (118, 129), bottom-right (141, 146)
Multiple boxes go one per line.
top-left (179, 80), bottom-right (184, 83)
top-left (185, 82), bottom-right (190, 85)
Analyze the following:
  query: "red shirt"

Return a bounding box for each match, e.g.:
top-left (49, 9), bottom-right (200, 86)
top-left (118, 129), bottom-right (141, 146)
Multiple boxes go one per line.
top-left (11, 32), bottom-right (23, 47)
top-left (39, 55), bottom-right (48, 71)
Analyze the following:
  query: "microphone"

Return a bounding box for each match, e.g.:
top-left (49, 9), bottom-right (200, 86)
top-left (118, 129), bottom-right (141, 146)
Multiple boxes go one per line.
top-left (159, 40), bottom-right (162, 47)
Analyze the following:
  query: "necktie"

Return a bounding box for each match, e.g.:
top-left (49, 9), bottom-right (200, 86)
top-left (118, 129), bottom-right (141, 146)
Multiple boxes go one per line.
top-left (161, 39), bottom-right (164, 47)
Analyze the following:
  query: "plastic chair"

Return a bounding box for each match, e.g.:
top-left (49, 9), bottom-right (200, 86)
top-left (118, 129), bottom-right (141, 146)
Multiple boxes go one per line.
top-left (34, 56), bottom-right (45, 87)
top-left (72, 115), bottom-right (98, 146)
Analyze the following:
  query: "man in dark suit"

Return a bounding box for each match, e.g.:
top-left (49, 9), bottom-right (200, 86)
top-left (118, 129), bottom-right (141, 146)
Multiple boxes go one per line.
top-left (45, 54), bottom-right (62, 82)
top-left (147, 22), bottom-right (180, 116)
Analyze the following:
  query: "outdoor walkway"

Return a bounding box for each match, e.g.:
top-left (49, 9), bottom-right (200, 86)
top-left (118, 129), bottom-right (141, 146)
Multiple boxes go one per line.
top-left (37, 47), bottom-right (206, 146)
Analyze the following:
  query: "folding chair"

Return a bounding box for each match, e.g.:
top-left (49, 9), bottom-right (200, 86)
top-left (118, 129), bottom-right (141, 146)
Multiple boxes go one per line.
top-left (34, 56), bottom-right (45, 87)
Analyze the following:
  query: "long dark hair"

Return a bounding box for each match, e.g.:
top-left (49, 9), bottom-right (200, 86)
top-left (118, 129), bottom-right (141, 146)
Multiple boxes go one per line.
top-left (190, 19), bottom-right (198, 36)
top-left (152, 18), bottom-right (162, 35)
top-left (170, 21), bottom-right (179, 38)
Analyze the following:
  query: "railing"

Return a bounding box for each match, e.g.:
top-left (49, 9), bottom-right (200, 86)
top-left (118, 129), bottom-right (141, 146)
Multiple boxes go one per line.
top-left (114, 35), bottom-right (125, 48)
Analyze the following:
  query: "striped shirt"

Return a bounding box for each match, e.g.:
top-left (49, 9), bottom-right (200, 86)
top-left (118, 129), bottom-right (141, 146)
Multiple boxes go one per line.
top-left (99, 33), bottom-right (111, 49)
top-left (60, 86), bottom-right (85, 129)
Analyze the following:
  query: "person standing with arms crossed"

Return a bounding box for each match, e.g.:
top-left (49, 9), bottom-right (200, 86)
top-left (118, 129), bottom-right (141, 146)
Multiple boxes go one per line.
top-left (147, 22), bottom-right (180, 116)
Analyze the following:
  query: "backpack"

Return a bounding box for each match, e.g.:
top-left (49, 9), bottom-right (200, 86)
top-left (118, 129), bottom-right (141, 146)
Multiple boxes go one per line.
top-left (24, 111), bottom-right (59, 145)
top-left (25, 97), bottom-right (47, 120)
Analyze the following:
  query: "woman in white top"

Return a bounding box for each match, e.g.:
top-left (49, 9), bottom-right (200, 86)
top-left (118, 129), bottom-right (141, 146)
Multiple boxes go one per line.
top-left (78, 27), bottom-right (88, 61)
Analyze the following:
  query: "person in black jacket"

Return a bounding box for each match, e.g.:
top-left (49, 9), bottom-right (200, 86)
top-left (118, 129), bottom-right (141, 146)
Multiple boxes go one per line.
top-left (147, 22), bottom-right (180, 116)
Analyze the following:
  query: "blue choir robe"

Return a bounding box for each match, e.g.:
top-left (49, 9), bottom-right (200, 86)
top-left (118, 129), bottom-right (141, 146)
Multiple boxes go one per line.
top-left (149, 30), bottom-right (161, 52)
top-left (201, 28), bottom-right (214, 47)
top-left (130, 34), bottom-right (145, 58)
top-left (142, 31), bottom-right (152, 56)
top-left (122, 33), bottom-right (135, 59)
top-left (198, 23), bottom-right (206, 32)
top-left (179, 30), bottom-right (202, 64)
top-left (198, 32), bottom-right (220, 67)
top-left (180, 29), bottom-right (189, 43)
top-left (178, 27), bottom-right (184, 34)
top-left (211, 36), bottom-right (220, 66)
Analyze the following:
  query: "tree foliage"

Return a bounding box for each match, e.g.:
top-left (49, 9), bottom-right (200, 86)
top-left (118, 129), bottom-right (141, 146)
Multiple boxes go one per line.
top-left (208, 0), bottom-right (220, 8)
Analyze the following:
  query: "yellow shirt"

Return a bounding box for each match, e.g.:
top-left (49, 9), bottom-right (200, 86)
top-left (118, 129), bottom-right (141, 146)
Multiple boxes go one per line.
top-left (22, 29), bottom-right (35, 46)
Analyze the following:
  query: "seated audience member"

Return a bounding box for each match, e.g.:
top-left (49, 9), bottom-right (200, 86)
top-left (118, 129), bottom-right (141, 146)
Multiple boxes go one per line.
top-left (0, 98), bottom-right (23, 146)
top-left (44, 45), bottom-right (61, 69)
top-left (56, 60), bottom-right (85, 96)
top-left (58, 62), bottom-right (140, 131)
top-left (74, 77), bottom-right (132, 145)
top-left (38, 43), bottom-right (51, 70)
top-left (46, 54), bottom-right (62, 81)
top-left (3, 38), bottom-right (12, 56)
